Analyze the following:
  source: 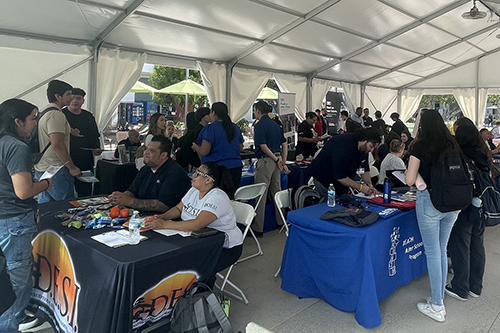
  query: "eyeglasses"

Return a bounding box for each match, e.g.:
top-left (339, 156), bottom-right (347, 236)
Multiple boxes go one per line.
top-left (193, 169), bottom-right (212, 179)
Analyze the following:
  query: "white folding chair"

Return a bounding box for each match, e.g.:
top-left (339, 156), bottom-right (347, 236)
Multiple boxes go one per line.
top-left (274, 189), bottom-right (292, 277)
top-left (216, 201), bottom-right (255, 304)
top-left (233, 183), bottom-right (267, 262)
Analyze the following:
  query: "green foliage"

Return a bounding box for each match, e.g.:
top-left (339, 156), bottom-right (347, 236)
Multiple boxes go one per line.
top-left (488, 94), bottom-right (500, 104)
top-left (236, 118), bottom-right (249, 134)
top-left (266, 79), bottom-right (279, 91)
top-left (418, 94), bottom-right (461, 120)
top-left (148, 66), bottom-right (208, 110)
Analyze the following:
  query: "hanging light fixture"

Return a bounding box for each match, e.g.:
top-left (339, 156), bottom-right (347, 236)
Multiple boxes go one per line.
top-left (462, 0), bottom-right (487, 20)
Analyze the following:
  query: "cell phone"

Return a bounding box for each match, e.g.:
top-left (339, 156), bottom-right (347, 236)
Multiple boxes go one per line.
top-left (191, 228), bottom-right (218, 238)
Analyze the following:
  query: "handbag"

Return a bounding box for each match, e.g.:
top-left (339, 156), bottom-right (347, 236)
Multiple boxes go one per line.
top-left (170, 283), bottom-right (234, 333)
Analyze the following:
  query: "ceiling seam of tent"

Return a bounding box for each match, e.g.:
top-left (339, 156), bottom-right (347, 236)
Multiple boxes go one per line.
top-left (227, 0), bottom-right (342, 67)
top-left (362, 23), bottom-right (500, 85)
top-left (307, 0), bottom-right (470, 78)
top-left (0, 28), bottom-right (89, 47)
top-left (402, 44), bottom-right (500, 89)
top-left (65, 0), bottom-right (124, 12)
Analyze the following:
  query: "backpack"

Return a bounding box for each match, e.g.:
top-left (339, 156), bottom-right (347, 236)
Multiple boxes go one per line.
top-left (464, 157), bottom-right (500, 227)
top-left (429, 150), bottom-right (474, 213)
top-left (170, 283), bottom-right (233, 333)
top-left (291, 185), bottom-right (323, 210)
top-left (28, 106), bottom-right (58, 164)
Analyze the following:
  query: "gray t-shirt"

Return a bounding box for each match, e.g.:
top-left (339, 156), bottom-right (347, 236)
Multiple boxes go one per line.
top-left (0, 135), bottom-right (37, 218)
top-left (377, 153), bottom-right (406, 185)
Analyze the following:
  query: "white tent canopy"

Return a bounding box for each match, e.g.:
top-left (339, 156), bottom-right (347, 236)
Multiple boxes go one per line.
top-left (3, 0), bottom-right (500, 127)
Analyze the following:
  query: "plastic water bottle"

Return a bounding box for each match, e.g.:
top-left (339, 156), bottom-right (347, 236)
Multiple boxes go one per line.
top-left (128, 210), bottom-right (142, 245)
top-left (327, 184), bottom-right (336, 207)
top-left (383, 177), bottom-right (391, 204)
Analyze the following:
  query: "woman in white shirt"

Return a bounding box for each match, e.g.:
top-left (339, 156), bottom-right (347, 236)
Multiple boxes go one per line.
top-left (145, 161), bottom-right (243, 286)
top-left (377, 139), bottom-right (406, 188)
top-left (144, 113), bottom-right (167, 146)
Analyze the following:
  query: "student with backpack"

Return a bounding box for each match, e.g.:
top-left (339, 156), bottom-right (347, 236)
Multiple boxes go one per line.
top-left (446, 118), bottom-right (491, 302)
top-left (405, 109), bottom-right (467, 323)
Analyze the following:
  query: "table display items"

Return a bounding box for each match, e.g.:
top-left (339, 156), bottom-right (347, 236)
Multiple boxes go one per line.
top-left (327, 184), bottom-right (336, 207)
top-left (128, 211), bottom-right (142, 245)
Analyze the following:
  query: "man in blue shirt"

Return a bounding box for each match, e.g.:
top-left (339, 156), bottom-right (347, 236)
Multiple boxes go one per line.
top-left (253, 101), bottom-right (290, 236)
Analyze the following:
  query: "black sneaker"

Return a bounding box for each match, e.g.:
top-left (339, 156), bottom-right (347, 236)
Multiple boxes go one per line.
top-left (445, 284), bottom-right (468, 301)
top-left (19, 316), bottom-right (40, 331)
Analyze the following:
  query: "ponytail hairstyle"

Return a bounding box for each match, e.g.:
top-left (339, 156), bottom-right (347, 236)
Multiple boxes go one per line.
top-left (148, 113), bottom-right (166, 136)
top-left (0, 98), bottom-right (38, 140)
top-left (211, 102), bottom-right (235, 143)
top-left (203, 161), bottom-right (236, 199)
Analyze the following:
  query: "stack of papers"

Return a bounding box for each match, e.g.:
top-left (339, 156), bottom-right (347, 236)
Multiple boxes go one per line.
top-left (92, 230), bottom-right (147, 248)
top-left (76, 170), bottom-right (99, 183)
top-left (154, 229), bottom-right (191, 237)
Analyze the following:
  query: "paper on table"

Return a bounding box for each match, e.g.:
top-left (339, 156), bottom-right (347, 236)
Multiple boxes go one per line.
top-left (154, 229), bottom-right (191, 237)
top-left (40, 161), bottom-right (69, 180)
top-left (92, 229), bottom-right (147, 248)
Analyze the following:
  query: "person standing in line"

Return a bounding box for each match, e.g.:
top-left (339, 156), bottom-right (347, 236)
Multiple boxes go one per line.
top-left (62, 88), bottom-right (101, 197)
top-left (372, 110), bottom-right (387, 138)
top-left (314, 108), bottom-right (327, 137)
top-left (351, 107), bottom-right (365, 127)
top-left (253, 100), bottom-right (290, 237)
top-left (165, 120), bottom-right (178, 156)
top-left (192, 102), bottom-right (244, 189)
top-left (405, 109), bottom-right (461, 323)
top-left (491, 121), bottom-right (500, 139)
top-left (35, 79), bottom-right (80, 203)
top-left (0, 99), bottom-right (54, 332)
top-left (446, 118), bottom-right (490, 302)
top-left (390, 112), bottom-right (409, 136)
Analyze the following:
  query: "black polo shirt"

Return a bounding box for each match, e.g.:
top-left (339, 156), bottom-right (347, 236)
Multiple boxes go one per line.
top-left (307, 133), bottom-right (369, 194)
top-left (127, 158), bottom-right (191, 209)
top-left (254, 115), bottom-right (285, 158)
top-left (296, 120), bottom-right (318, 159)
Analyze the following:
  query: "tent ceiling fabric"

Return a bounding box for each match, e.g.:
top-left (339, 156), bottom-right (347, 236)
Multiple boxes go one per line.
top-left (3, 0), bottom-right (500, 104)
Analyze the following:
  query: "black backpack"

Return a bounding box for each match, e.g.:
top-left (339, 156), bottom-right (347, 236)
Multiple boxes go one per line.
top-left (429, 150), bottom-right (474, 213)
top-left (465, 157), bottom-right (500, 227)
top-left (28, 106), bottom-right (58, 164)
top-left (291, 185), bottom-right (323, 210)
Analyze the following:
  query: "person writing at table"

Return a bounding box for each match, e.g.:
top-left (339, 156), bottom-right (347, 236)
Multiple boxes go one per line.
top-left (144, 161), bottom-right (243, 287)
top-left (308, 127), bottom-right (381, 199)
top-left (192, 102), bottom-right (244, 189)
top-left (108, 135), bottom-right (191, 212)
top-left (0, 99), bottom-right (53, 332)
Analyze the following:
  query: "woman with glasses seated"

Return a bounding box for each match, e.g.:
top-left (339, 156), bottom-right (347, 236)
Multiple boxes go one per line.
top-left (144, 161), bottom-right (243, 286)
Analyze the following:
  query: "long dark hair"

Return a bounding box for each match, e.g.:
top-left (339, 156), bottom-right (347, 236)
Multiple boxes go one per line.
top-left (203, 161), bottom-right (236, 199)
top-left (0, 98), bottom-right (37, 140)
top-left (212, 102), bottom-right (235, 143)
top-left (418, 109), bottom-right (459, 163)
top-left (148, 113), bottom-right (166, 136)
top-left (454, 118), bottom-right (491, 170)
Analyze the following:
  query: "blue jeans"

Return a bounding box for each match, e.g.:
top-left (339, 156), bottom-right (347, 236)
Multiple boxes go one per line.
top-left (35, 166), bottom-right (75, 203)
top-left (416, 189), bottom-right (459, 306)
top-left (0, 211), bottom-right (37, 333)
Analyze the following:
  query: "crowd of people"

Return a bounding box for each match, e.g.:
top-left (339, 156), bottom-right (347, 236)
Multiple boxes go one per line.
top-left (1, 79), bottom-right (500, 330)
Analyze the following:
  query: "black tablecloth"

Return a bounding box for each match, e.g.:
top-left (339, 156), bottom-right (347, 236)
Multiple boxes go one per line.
top-left (94, 159), bottom-right (138, 195)
top-left (29, 201), bottom-right (224, 333)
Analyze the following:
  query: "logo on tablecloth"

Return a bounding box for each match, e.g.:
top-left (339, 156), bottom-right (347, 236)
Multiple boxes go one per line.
top-left (388, 227), bottom-right (400, 276)
top-left (31, 231), bottom-right (80, 333)
top-left (132, 271), bottom-right (199, 329)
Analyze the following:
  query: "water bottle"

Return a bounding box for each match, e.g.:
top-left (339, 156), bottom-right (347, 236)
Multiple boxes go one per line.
top-left (327, 184), bottom-right (336, 207)
top-left (128, 210), bottom-right (142, 245)
top-left (383, 177), bottom-right (391, 204)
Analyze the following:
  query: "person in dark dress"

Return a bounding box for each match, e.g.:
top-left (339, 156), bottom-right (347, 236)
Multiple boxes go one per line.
top-left (390, 112), bottom-right (409, 136)
top-left (62, 88), bottom-right (101, 197)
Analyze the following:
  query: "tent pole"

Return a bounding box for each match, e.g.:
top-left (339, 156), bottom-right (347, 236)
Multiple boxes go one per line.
top-left (185, 68), bottom-right (189, 123)
top-left (306, 75), bottom-right (313, 112)
top-left (475, 59), bottom-right (480, 126)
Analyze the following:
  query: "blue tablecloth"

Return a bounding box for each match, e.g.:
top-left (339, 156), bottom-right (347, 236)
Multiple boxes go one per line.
top-left (280, 202), bottom-right (427, 329)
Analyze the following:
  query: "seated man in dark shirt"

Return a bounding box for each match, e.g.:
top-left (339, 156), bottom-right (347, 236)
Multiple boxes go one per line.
top-left (108, 135), bottom-right (191, 212)
top-left (307, 128), bottom-right (381, 198)
top-left (114, 129), bottom-right (142, 158)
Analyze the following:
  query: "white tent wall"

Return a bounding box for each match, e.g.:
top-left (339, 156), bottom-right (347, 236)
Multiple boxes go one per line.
top-left (364, 86), bottom-right (398, 122)
top-left (95, 49), bottom-right (146, 131)
top-left (341, 82), bottom-right (362, 113)
top-left (230, 67), bottom-right (270, 123)
top-left (311, 78), bottom-right (340, 111)
top-left (273, 72), bottom-right (307, 121)
top-left (196, 61), bottom-right (227, 105)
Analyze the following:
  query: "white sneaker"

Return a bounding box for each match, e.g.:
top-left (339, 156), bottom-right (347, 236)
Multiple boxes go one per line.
top-left (469, 290), bottom-right (480, 298)
top-left (426, 297), bottom-right (446, 316)
top-left (417, 302), bottom-right (445, 322)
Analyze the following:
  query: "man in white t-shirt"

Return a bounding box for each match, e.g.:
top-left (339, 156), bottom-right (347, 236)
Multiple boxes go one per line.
top-left (34, 80), bottom-right (81, 203)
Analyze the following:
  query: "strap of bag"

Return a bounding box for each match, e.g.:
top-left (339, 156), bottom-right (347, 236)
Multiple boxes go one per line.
top-left (37, 106), bottom-right (59, 155)
top-left (194, 297), bottom-right (210, 333)
top-left (205, 293), bottom-right (234, 333)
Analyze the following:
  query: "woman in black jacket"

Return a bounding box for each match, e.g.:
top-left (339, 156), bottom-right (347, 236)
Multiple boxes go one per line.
top-left (446, 117), bottom-right (491, 301)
